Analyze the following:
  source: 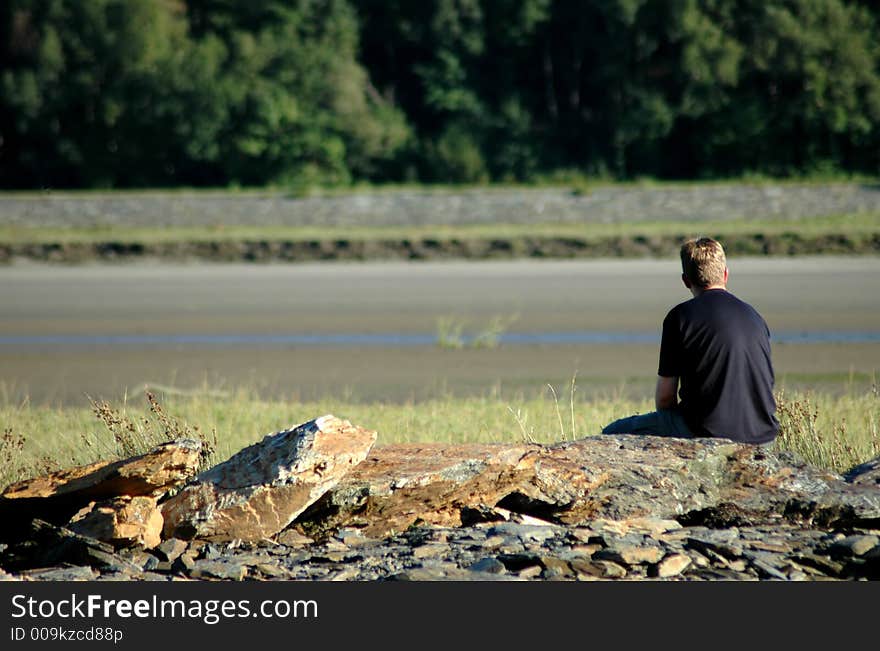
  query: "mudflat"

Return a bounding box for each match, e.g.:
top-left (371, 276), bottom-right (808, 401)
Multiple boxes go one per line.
top-left (1, 257), bottom-right (878, 404)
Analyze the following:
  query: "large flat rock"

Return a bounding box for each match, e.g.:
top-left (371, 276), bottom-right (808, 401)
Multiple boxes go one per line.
top-left (295, 435), bottom-right (880, 538)
top-left (161, 415), bottom-right (376, 542)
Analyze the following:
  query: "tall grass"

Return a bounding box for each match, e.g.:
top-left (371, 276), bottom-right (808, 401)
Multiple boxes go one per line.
top-left (774, 385), bottom-right (880, 473)
top-left (435, 314), bottom-right (519, 349)
top-left (1, 382), bottom-right (878, 489)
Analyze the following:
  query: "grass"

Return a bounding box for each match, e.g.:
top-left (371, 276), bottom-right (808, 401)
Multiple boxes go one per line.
top-left (1, 381), bottom-right (878, 490)
top-left (435, 314), bottom-right (519, 349)
top-left (1, 212), bottom-right (879, 246)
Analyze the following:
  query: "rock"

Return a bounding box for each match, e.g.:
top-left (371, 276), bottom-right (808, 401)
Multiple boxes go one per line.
top-left (745, 539), bottom-right (794, 554)
top-left (569, 558), bottom-right (627, 579)
top-left (844, 456), bottom-right (880, 486)
top-left (8, 433), bottom-right (880, 582)
top-left (118, 549), bottom-right (160, 571)
top-left (469, 557), bottom-right (506, 574)
top-left (1, 519), bottom-right (141, 573)
top-left (390, 566), bottom-right (519, 581)
top-left (594, 544), bottom-right (665, 566)
top-left (518, 565), bottom-right (543, 579)
top-left (655, 554), bottom-right (692, 578)
top-left (590, 517), bottom-right (682, 537)
top-left (2, 439), bottom-right (202, 501)
top-left (21, 566), bottom-right (99, 581)
top-left (172, 552), bottom-right (196, 574)
top-left (748, 557), bottom-right (789, 580)
top-left (412, 544), bottom-right (447, 559)
top-left (489, 523), bottom-right (561, 543)
top-left (323, 539), bottom-right (349, 552)
top-left (255, 563), bottom-right (295, 579)
top-left (161, 415), bottom-right (376, 542)
top-left (189, 559), bottom-right (247, 581)
top-left (497, 552), bottom-right (541, 572)
top-left (275, 529), bottom-right (315, 547)
top-left (0, 440), bottom-right (201, 536)
top-left (790, 554), bottom-right (844, 577)
top-left (537, 555), bottom-right (575, 578)
top-left (199, 543), bottom-right (223, 560)
top-left (685, 536), bottom-right (743, 561)
top-left (460, 504), bottom-right (507, 526)
top-left (68, 496), bottom-right (163, 549)
top-left (336, 528), bottom-right (373, 547)
top-left (296, 436), bottom-right (854, 539)
top-left (828, 535), bottom-right (879, 558)
top-left (328, 567), bottom-right (360, 581)
top-left (155, 538), bottom-right (188, 563)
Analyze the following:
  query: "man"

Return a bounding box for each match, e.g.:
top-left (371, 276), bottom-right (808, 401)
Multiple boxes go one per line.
top-left (602, 237), bottom-right (778, 444)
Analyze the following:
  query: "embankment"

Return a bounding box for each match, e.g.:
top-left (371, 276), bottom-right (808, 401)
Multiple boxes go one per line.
top-left (2, 231), bottom-right (879, 264)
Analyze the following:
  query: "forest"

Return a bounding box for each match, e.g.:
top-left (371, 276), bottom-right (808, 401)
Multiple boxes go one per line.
top-left (1, 0), bottom-right (879, 189)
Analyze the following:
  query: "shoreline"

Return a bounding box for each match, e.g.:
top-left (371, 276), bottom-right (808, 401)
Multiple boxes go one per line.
top-left (3, 231), bottom-right (879, 264)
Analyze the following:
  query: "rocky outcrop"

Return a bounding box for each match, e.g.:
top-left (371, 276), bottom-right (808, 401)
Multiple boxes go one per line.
top-left (0, 439), bottom-right (201, 540)
top-left (2, 427), bottom-right (879, 581)
top-left (161, 415), bottom-right (377, 542)
top-left (295, 436), bottom-right (879, 538)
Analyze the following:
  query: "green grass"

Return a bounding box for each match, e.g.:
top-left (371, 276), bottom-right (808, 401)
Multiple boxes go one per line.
top-left (1, 212), bottom-right (878, 246)
top-left (2, 382), bottom-right (878, 490)
top-left (435, 315), bottom-right (519, 349)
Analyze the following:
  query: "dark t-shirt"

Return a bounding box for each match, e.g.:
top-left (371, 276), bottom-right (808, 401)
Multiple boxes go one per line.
top-left (658, 289), bottom-right (779, 444)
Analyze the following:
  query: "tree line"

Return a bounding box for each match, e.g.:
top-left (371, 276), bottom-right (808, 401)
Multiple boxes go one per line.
top-left (2, 0), bottom-right (879, 189)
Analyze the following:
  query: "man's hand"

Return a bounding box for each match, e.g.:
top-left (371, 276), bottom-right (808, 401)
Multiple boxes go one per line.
top-left (655, 375), bottom-right (678, 410)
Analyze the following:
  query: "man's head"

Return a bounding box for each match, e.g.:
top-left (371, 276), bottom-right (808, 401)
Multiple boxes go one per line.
top-left (680, 237), bottom-right (728, 293)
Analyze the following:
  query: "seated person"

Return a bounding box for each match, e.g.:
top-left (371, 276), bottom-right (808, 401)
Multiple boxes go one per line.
top-left (602, 237), bottom-right (779, 444)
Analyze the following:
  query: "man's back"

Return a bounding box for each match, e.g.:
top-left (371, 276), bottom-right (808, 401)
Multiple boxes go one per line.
top-left (659, 289), bottom-right (778, 444)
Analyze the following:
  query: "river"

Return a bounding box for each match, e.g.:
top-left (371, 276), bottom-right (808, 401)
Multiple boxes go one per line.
top-left (1, 257), bottom-right (878, 404)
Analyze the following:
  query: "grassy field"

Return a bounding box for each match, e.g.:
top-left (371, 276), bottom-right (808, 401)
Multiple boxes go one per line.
top-left (2, 382), bottom-right (878, 490)
top-left (2, 212), bottom-right (879, 245)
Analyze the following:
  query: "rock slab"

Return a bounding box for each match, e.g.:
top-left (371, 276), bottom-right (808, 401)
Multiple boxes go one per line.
top-left (0, 439), bottom-right (201, 538)
top-left (295, 435), bottom-right (879, 538)
top-left (69, 496), bottom-right (163, 549)
top-left (161, 415), bottom-right (376, 542)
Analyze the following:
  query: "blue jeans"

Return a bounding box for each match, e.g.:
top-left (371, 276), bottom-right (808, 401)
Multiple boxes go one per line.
top-left (602, 408), bottom-right (695, 438)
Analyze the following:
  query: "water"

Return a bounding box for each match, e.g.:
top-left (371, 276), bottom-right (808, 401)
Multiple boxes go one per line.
top-left (2, 258), bottom-right (879, 404)
top-left (1, 330), bottom-right (879, 348)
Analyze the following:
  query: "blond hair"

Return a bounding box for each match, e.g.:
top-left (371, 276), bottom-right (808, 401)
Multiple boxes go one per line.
top-left (680, 237), bottom-right (727, 288)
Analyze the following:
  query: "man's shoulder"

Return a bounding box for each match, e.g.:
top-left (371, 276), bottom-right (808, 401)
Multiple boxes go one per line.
top-left (719, 291), bottom-right (767, 321)
top-left (695, 289), bottom-right (757, 312)
top-left (662, 300), bottom-right (688, 325)
top-left (672, 290), bottom-right (767, 325)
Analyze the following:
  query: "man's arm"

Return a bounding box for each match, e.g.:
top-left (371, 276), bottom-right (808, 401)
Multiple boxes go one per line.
top-left (655, 375), bottom-right (678, 410)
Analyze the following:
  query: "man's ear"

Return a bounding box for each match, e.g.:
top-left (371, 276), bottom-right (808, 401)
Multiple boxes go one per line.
top-left (723, 267), bottom-right (729, 284)
top-left (681, 273), bottom-right (692, 289)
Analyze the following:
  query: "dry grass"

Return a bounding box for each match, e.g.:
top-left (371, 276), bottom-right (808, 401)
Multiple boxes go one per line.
top-left (774, 384), bottom-right (880, 473)
top-left (0, 392), bottom-right (217, 489)
top-left (1, 382), bottom-right (878, 489)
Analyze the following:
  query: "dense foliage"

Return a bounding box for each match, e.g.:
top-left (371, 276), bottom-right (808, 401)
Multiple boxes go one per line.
top-left (2, 0), bottom-right (879, 188)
